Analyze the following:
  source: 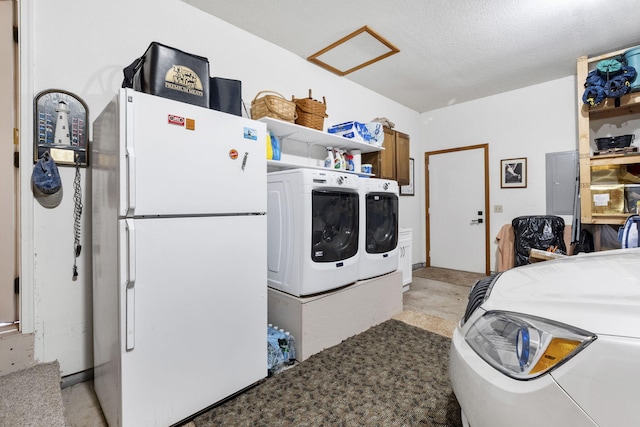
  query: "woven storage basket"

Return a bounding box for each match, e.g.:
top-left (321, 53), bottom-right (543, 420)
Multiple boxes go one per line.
top-left (293, 89), bottom-right (328, 130)
top-left (251, 90), bottom-right (297, 123)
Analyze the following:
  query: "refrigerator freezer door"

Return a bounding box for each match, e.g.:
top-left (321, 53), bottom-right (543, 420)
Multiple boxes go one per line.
top-left (117, 215), bottom-right (267, 426)
top-left (119, 89), bottom-right (266, 217)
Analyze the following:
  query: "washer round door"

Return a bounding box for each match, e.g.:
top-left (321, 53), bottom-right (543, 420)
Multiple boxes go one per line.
top-left (311, 189), bottom-right (359, 262)
top-left (365, 193), bottom-right (398, 254)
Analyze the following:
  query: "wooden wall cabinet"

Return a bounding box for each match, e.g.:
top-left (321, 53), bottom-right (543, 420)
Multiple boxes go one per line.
top-left (577, 46), bottom-right (640, 225)
top-left (363, 127), bottom-right (410, 185)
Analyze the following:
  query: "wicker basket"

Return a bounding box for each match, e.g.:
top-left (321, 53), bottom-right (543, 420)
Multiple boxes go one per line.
top-left (293, 89), bottom-right (328, 130)
top-left (250, 90), bottom-right (297, 123)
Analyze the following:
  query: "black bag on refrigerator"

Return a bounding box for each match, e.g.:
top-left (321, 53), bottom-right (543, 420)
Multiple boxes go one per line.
top-left (209, 77), bottom-right (242, 116)
top-left (122, 42), bottom-right (210, 108)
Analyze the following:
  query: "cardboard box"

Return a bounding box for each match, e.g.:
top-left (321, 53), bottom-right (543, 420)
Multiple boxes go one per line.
top-left (591, 184), bottom-right (625, 214)
top-left (327, 121), bottom-right (383, 146)
top-left (328, 121), bottom-right (370, 142)
top-left (625, 184), bottom-right (640, 213)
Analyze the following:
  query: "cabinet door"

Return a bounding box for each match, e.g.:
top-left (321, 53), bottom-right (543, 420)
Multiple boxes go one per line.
top-left (399, 229), bottom-right (412, 286)
top-left (395, 132), bottom-right (410, 185)
top-left (361, 127), bottom-right (411, 183)
top-left (379, 127), bottom-right (396, 180)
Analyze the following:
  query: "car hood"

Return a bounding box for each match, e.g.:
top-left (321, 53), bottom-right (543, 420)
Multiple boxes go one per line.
top-left (483, 248), bottom-right (640, 338)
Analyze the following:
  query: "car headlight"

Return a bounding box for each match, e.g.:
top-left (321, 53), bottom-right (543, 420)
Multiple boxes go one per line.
top-left (465, 311), bottom-right (596, 380)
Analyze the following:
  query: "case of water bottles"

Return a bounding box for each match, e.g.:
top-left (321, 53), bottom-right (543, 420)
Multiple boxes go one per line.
top-left (267, 324), bottom-right (296, 375)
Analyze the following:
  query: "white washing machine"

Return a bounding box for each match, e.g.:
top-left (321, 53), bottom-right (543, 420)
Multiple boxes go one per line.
top-left (358, 177), bottom-right (399, 280)
top-left (267, 168), bottom-right (360, 297)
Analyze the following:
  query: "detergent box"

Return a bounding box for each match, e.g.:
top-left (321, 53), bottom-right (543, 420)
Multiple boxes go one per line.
top-left (328, 121), bottom-right (368, 140)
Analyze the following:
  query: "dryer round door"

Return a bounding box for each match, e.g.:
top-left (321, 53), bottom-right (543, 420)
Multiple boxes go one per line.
top-left (365, 193), bottom-right (398, 253)
top-left (311, 190), bottom-right (359, 262)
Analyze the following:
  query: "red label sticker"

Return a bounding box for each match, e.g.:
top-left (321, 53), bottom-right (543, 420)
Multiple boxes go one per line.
top-left (168, 115), bottom-right (185, 126)
top-left (229, 149), bottom-right (239, 159)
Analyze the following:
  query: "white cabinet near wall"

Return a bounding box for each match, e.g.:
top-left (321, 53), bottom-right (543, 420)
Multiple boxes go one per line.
top-left (399, 228), bottom-right (412, 291)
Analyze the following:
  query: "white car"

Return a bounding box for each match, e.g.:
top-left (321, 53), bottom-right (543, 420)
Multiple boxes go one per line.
top-left (449, 248), bottom-right (640, 427)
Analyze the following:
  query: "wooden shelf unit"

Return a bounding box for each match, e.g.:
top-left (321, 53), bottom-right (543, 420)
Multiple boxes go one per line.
top-left (577, 46), bottom-right (640, 225)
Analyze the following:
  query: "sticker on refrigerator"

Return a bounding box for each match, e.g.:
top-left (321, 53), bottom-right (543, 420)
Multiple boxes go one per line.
top-left (243, 127), bottom-right (257, 141)
top-left (168, 115), bottom-right (185, 126)
top-left (185, 118), bottom-right (195, 131)
top-left (229, 149), bottom-right (239, 159)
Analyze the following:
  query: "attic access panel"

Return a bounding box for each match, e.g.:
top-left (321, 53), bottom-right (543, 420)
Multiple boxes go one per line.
top-left (307, 26), bottom-right (400, 76)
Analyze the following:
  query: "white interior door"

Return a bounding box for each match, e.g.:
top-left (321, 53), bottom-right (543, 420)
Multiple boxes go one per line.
top-left (427, 146), bottom-right (488, 274)
top-left (0, 1), bottom-right (17, 324)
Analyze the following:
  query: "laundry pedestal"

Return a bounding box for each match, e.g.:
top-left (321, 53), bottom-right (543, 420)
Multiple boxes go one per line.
top-left (267, 269), bottom-right (403, 362)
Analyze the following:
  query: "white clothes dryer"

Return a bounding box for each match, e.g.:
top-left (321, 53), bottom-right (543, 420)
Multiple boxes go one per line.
top-left (267, 168), bottom-right (360, 297)
top-left (358, 177), bottom-right (399, 280)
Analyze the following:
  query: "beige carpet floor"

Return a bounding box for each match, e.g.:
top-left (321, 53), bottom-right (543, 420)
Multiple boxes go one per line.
top-left (0, 361), bottom-right (66, 427)
top-left (394, 267), bottom-right (487, 338)
top-left (393, 310), bottom-right (458, 338)
top-left (412, 267), bottom-right (487, 287)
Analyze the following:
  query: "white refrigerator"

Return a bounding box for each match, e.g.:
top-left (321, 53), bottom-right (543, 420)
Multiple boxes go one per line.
top-left (92, 88), bottom-right (267, 426)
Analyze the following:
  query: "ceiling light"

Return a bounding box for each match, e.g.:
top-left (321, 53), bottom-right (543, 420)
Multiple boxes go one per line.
top-left (307, 26), bottom-right (400, 76)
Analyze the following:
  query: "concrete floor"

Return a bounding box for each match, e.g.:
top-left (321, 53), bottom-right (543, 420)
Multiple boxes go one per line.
top-left (62, 274), bottom-right (469, 426)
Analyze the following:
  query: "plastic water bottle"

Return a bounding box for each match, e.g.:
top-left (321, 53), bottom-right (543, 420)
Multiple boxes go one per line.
top-left (285, 332), bottom-right (296, 364)
top-left (267, 334), bottom-right (284, 373)
top-left (270, 132), bottom-right (281, 160)
top-left (267, 324), bottom-right (285, 373)
top-left (278, 328), bottom-right (289, 362)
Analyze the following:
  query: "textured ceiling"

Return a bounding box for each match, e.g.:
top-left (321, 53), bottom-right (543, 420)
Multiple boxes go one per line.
top-left (183, 0), bottom-right (640, 113)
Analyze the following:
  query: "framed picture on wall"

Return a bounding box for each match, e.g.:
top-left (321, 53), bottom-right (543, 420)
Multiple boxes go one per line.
top-left (500, 157), bottom-right (527, 188)
top-left (33, 89), bottom-right (89, 167)
top-left (400, 157), bottom-right (415, 196)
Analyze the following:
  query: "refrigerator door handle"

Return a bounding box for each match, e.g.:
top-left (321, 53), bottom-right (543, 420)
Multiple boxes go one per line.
top-left (126, 146), bottom-right (136, 215)
top-left (126, 286), bottom-right (135, 351)
top-left (125, 219), bottom-right (136, 350)
top-left (126, 219), bottom-right (137, 283)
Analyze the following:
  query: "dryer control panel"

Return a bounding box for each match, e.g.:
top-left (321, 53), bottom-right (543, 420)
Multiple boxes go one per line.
top-left (308, 169), bottom-right (360, 189)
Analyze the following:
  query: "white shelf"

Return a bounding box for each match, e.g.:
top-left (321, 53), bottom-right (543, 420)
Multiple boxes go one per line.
top-left (267, 159), bottom-right (374, 177)
top-left (260, 117), bottom-right (383, 154)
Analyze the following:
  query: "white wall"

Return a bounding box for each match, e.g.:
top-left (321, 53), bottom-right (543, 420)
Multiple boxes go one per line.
top-left (419, 76), bottom-right (579, 271)
top-left (22, 0), bottom-right (423, 375)
top-left (22, 0), bottom-right (584, 376)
